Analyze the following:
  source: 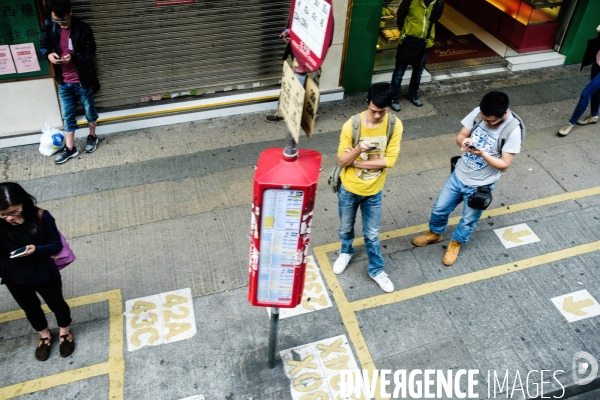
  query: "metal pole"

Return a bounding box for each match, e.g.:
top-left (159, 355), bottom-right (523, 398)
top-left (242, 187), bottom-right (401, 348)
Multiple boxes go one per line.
top-left (268, 307), bottom-right (280, 368)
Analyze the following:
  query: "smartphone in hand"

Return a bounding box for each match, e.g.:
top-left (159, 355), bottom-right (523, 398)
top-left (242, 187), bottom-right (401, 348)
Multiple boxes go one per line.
top-left (10, 247), bottom-right (27, 258)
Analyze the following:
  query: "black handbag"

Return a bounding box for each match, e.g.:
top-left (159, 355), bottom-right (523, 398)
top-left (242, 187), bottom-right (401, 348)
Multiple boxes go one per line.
top-left (450, 156), bottom-right (461, 174)
top-left (467, 185), bottom-right (493, 210)
top-left (450, 156), bottom-right (492, 210)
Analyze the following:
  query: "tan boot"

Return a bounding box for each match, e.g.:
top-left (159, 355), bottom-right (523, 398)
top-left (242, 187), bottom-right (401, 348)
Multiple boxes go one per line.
top-left (412, 230), bottom-right (443, 247)
top-left (442, 240), bottom-right (462, 266)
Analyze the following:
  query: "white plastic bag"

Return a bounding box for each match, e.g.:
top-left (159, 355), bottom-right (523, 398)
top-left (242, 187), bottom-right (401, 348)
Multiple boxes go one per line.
top-left (39, 124), bottom-right (65, 156)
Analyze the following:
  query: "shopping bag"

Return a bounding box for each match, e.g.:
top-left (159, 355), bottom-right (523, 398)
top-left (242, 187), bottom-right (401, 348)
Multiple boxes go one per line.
top-left (53, 231), bottom-right (76, 270)
top-left (39, 124), bottom-right (65, 156)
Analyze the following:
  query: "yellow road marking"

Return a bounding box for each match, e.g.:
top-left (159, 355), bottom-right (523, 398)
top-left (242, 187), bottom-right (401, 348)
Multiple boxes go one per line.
top-left (352, 240), bottom-right (600, 312)
top-left (313, 185), bottom-right (600, 400)
top-left (1, 364), bottom-right (110, 397)
top-left (563, 296), bottom-right (596, 316)
top-left (502, 227), bottom-right (532, 243)
top-left (314, 185), bottom-right (600, 253)
top-left (316, 245), bottom-right (384, 399)
top-left (0, 289), bottom-right (124, 400)
top-left (77, 94), bottom-right (279, 125)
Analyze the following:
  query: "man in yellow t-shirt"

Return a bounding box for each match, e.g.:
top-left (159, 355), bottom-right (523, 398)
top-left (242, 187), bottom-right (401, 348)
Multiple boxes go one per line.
top-left (333, 82), bottom-right (403, 293)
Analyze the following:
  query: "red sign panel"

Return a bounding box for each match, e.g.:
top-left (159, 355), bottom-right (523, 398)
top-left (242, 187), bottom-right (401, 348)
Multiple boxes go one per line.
top-left (248, 148), bottom-right (321, 308)
top-left (289, 0), bottom-right (334, 73)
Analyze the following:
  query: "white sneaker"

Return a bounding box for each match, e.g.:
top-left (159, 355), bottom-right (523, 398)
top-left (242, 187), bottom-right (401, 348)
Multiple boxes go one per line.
top-left (557, 123), bottom-right (574, 137)
top-left (371, 271), bottom-right (394, 293)
top-left (577, 115), bottom-right (599, 125)
top-left (333, 253), bottom-right (353, 274)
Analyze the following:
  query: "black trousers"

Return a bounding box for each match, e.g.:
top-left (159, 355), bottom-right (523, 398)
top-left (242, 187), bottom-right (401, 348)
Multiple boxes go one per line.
top-left (5, 274), bottom-right (72, 332)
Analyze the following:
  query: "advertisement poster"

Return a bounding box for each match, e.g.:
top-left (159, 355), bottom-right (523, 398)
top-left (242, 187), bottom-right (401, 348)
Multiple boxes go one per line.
top-left (0, 0), bottom-right (49, 80)
top-left (10, 42), bottom-right (40, 73)
top-left (0, 45), bottom-right (17, 75)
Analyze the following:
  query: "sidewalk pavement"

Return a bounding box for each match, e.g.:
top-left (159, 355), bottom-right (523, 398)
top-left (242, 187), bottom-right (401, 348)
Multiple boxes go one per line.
top-left (1, 65), bottom-right (600, 400)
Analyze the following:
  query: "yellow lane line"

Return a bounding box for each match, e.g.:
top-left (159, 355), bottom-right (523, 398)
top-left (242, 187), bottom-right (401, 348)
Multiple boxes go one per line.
top-left (0, 289), bottom-right (124, 400)
top-left (0, 290), bottom-right (119, 324)
top-left (76, 94), bottom-right (279, 125)
top-left (0, 363), bottom-right (110, 399)
top-left (107, 289), bottom-right (125, 400)
top-left (313, 186), bottom-right (600, 400)
top-left (352, 240), bottom-right (600, 312)
top-left (314, 246), bottom-right (381, 399)
top-left (314, 185), bottom-right (600, 254)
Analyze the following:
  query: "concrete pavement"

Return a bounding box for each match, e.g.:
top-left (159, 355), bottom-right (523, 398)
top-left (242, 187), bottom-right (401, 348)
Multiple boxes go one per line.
top-left (1, 64), bottom-right (600, 399)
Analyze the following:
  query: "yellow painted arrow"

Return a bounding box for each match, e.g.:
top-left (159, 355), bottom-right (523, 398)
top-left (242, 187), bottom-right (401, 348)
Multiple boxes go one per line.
top-left (502, 227), bottom-right (532, 243)
top-left (563, 296), bottom-right (595, 316)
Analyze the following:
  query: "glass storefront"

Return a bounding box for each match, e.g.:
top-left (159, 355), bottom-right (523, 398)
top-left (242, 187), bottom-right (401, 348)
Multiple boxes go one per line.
top-left (374, 0), bottom-right (565, 74)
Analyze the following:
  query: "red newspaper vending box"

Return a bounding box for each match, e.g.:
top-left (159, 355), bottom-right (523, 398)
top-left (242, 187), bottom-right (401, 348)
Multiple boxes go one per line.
top-left (248, 148), bottom-right (321, 308)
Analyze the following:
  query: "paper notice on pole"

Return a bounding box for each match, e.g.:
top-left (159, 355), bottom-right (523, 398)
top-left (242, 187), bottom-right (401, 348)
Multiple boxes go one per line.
top-left (278, 61), bottom-right (305, 143)
top-left (301, 77), bottom-right (320, 139)
top-left (257, 189), bottom-right (304, 305)
top-left (0, 45), bottom-right (17, 75)
top-left (10, 43), bottom-right (40, 73)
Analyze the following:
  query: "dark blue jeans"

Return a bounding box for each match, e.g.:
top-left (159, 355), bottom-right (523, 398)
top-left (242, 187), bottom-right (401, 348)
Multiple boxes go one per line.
top-left (569, 62), bottom-right (600, 124)
top-left (58, 83), bottom-right (99, 132)
top-left (391, 45), bottom-right (430, 101)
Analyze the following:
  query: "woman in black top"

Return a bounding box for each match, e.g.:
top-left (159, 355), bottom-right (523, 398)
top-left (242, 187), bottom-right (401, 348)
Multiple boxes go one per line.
top-left (0, 182), bottom-right (74, 361)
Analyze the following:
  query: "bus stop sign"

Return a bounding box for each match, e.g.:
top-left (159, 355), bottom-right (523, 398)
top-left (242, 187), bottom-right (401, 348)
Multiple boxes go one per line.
top-left (289, 0), bottom-right (334, 73)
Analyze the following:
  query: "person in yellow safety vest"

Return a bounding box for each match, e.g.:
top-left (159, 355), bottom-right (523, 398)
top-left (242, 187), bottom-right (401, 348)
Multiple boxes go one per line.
top-left (390, 0), bottom-right (444, 112)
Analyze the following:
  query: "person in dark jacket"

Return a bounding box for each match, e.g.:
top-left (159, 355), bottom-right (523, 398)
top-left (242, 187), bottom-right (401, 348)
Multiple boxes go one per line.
top-left (0, 183), bottom-right (74, 361)
top-left (390, 0), bottom-right (444, 111)
top-left (558, 24), bottom-right (600, 137)
top-left (40, 0), bottom-right (100, 164)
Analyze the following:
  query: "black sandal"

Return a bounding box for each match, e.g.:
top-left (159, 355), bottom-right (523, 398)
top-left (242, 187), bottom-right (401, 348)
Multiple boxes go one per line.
top-left (59, 331), bottom-right (75, 358)
top-left (35, 335), bottom-right (52, 361)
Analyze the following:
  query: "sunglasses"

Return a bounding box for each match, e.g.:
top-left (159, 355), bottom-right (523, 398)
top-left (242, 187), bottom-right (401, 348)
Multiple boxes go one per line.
top-left (52, 16), bottom-right (70, 24)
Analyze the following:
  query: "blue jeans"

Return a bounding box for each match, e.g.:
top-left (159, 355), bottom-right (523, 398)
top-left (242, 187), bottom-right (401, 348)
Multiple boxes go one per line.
top-left (391, 46), bottom-right (430, 101)
top-left (569, 62), bottom-right (600, 124)
top-left (58, 83), bottom-right (99, 132)
top-left (429, 172), bottom-right (496, 244)
top-left (337, 185), bottom-right (384, 277)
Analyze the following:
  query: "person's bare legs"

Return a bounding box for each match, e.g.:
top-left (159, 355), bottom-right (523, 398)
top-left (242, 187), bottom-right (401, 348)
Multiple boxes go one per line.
top-left (89, 121), bottom-right (97, 138)
top-left (65, 131), bottom-right (75, 150)
top-left (38, 327), bottom-right (51, 339)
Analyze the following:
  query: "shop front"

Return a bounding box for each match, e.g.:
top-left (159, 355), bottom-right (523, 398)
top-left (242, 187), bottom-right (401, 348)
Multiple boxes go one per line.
top-left (343, 0), bottom-right (578, 94)
top-left (1, 0), bottom-right (348, 142)
top-left (77, 0), bottom-right (291, 111)
top-left (1, 0), bottom-right (292, 137)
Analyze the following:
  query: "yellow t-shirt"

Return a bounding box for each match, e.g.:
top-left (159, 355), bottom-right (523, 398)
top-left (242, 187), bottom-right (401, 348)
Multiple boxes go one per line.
top-left (338, 112), bottom-right (403, 196)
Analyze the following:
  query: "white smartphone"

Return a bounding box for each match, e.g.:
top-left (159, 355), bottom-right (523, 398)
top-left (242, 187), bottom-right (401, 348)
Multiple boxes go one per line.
top-left (10, 247), bottom-right (27, 258)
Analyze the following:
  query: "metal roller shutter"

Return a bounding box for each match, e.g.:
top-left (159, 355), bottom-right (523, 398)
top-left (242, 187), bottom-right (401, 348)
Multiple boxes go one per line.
top-left (71, 0), bottom-right (290, 111)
